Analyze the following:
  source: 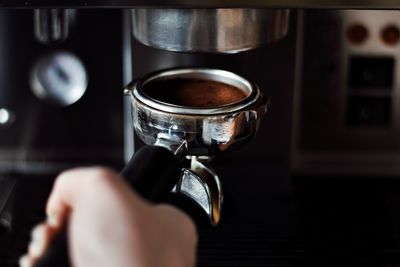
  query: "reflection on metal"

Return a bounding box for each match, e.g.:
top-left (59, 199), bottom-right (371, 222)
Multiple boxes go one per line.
top-left (34, 9), bottom-right (74, 44)
top-left (132, 9), bottom-right (290, 53)
top-left (154, 136), bottom-right (188, 160)
top-left (0, 108), bottom-right (15, 127)
top-left (2, 0), bottom-right (400, 8)
top-left (30, 51), bottom-right (88, 106)
top-left (126, 68), bottom-right (268, 225)
top-left (175, 156), bottom-right (223, 226)
top-left (125, 68), bottom-right (268, 155)
top-left (122, 10), bottom-right (135, 164)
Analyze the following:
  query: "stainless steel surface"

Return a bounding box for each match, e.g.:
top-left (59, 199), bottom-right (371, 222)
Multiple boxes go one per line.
top-left (30, 51), bottom-right (88, 106)
top-left (34, 9), bottom-right (72, 44)
top-left (126, 68), bottom-right (268, 155)
top-left (126, 68), bottom-right (267, 225)
top-left (123, 10), bottom-right (135, 164)
top-left (154, 136), bottom-right (188, 159)
top-left (2, 0), bottom-right (400, 8)
top-left (175, 156), bottom-right (223, 226)
top-left (132, 9), bottom-right (289, 53)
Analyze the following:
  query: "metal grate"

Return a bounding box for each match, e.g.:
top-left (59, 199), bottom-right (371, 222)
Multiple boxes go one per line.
top-left (5, 167), bottom-right (400, 266)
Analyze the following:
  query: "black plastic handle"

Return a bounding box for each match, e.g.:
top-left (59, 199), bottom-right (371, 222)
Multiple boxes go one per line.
top-left (120, 145), bottom-right (182, 202)
top-left (34, 145), bottom-right (182, 267)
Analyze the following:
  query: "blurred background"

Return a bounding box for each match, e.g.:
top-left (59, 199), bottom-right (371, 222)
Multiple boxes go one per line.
top-left (1, 8), bottom-right (400, 267)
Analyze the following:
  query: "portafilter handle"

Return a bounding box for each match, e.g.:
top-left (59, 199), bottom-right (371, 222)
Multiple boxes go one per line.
top-left (173, 156), bottom-right (223, 226)
top-left (33, 145), bottom-right (184, 267)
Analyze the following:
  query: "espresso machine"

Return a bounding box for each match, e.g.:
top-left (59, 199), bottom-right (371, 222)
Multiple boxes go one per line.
top-left (2, 1), bottom-right (400, 266)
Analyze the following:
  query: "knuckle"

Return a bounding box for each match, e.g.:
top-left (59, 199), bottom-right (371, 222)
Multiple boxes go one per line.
top-left (53, 169), bottom-right (72, 188)
top-left (85, 167), bottom-right (118, 186)
top-left (91, 167), bottom-right (116, 179)
top-left (55, 167), bottom-right (118, 190)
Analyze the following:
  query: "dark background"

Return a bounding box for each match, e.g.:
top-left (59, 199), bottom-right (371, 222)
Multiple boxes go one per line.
top-left (1, 9), bottom-right (400, 267)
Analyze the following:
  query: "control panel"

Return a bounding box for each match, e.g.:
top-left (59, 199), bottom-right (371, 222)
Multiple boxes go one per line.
top-left (292, 10), bottom-right (400, 175)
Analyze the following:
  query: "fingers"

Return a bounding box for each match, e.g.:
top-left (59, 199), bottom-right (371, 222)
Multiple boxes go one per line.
top-left (20, 167), bottom-right (123, 267)
top-left (28, 224), bottom-right (54, 259)
top-left (45, 167), bottom-right (120, 228)
top-left (19, 222), bottom-right (59, 267)
top-left (151, 204), bottom-right (198, 267)
top-left (155, 204), bottom-right (198, 246)
top-left (18, 255), bottom-right (33, 267)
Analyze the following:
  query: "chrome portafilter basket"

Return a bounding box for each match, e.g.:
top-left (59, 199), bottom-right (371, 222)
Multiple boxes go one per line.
top-left (124, 68), bottom-right (269, 226)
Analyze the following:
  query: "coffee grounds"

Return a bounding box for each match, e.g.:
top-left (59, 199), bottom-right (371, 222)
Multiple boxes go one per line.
top-left (143, 78), bottom-right (248, 108)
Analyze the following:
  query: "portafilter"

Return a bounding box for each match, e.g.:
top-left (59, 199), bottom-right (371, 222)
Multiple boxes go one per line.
top-left (124, 68), bottom-right (268, 225)
top-left (33, 68), bottom-right (268, 267)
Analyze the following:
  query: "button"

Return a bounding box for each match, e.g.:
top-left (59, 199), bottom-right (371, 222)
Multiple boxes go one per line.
top-left (381, 24), bottom-right (400, 46)
top-left (346, 23), bottom-right (369, 45)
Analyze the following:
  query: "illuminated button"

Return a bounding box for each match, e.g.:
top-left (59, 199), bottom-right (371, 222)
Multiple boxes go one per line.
top-left (346, 23), bottom-right (369, 45)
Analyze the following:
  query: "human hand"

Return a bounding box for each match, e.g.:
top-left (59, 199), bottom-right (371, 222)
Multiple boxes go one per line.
top-left (19, 167), bottom-right (198, 267)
